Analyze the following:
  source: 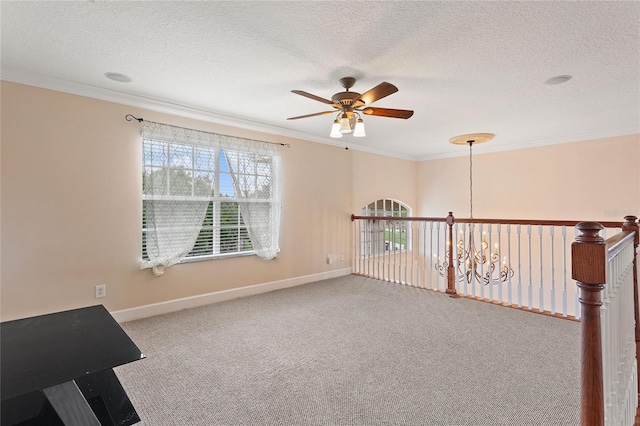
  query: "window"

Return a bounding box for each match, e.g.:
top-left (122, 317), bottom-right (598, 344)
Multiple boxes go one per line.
top-left (141, 121), bottom-right (281, 275)
top-left (360, 199), bottom-right (411, 257)
top-left (361, 198), bottom-right (410, 218)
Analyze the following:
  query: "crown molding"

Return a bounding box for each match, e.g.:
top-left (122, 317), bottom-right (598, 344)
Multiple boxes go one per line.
top-left (0, 69), bottom-right (416, 161)
top-left (0, 68), bottom-right (326, 142)
top-left (415, 127), bottom-right (640, 162)
top-left (3, 69), bottom-right (635, 163)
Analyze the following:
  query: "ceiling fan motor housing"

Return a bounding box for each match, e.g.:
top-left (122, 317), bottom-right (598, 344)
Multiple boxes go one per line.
top-left (331, 91), bottom-right (364, 108)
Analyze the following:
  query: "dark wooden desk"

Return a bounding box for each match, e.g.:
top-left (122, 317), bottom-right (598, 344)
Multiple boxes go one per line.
top-left (1, 305), bottom-right (144, 425)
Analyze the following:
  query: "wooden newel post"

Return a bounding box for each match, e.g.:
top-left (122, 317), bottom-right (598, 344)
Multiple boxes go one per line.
top-left (446, 212), bottom-right (458, 297)
top-left (572, 221), bottom-right (606, 426)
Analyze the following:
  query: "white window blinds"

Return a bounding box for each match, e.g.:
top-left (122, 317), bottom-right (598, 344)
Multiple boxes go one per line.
top-left (141, 121), bottom-right (281, 276)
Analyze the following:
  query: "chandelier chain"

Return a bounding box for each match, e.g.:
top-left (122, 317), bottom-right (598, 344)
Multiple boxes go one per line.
top-left (469, 141), bottom-right (473, 220)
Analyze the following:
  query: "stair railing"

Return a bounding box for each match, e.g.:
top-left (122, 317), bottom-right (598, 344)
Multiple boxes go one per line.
top-left (351, 212), bottom-right (623, 319)
top-left (572, 217), bottom-right (639, 426)
top-left (352, 212), bottom-right (640, 424)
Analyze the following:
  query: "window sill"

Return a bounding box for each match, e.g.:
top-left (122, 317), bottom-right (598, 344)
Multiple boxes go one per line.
top-left (179, 251), bottom-right (256, 264)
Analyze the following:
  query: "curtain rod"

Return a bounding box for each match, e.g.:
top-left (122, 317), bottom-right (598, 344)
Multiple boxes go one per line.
top-left (125, 114), bottom-right (291, 148)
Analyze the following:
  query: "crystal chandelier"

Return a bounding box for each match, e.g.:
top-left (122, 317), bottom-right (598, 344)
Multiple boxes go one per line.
top-left (435, 133), bottom-right (514, 285)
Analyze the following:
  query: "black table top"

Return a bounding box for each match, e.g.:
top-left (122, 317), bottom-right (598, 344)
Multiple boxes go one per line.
top-left (1, 305), bottom-right (144, 401)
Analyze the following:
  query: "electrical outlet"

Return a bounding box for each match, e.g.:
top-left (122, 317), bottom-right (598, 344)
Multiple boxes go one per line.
top-left (95, 284), bottom-right (106, 298)
top-left (340, 254), bottom-right (345, 261)
top-left (327, 255), bottom-right (333, 264)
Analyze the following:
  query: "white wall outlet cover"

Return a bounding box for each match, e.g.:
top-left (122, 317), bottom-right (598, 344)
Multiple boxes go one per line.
top-left (95, 284), bottom-right (106, 298)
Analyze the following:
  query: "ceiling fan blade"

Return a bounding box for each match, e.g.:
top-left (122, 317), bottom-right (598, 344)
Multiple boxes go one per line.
top-left (352, 82), bottom-right (398, 105)
top-left (291, 90), bottom-right (333, 104)
top-left (287, 111), bottom-right (335, 120)
top-left (360, 107), bottom-right (414, 119)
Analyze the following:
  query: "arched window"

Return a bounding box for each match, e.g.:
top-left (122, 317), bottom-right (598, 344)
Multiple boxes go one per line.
top-left (360, 199), bottom-right (412, 256)
top-left (361, 199), bottom-right (411, 218)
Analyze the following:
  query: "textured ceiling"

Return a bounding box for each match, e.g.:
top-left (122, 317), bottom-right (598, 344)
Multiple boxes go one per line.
top-left (1, 1), bottom-right (639, 159)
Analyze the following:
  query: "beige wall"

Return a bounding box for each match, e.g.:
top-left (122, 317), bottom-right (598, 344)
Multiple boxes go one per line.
top-left (351, 151), bottom-right (418, 214)
top-left (1, 82), bottom-right (356, 320)
top-left (2, 81), bottom-right (638, 321)
top-left (418, 135), bottom-right (640, 222)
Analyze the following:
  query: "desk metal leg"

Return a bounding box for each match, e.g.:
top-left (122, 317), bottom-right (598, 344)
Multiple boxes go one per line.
top-left (43, 380), bottom-right (101, 426)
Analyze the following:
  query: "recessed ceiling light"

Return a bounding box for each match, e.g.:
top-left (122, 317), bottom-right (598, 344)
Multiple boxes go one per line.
top-left (105, 72), bottom-right (132, 83)
top-left (545, 75), bottom-right (572, 85)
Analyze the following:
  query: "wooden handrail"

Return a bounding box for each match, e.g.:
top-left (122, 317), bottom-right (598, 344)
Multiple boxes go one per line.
top-left (351, 213), bottom-right (623, 228)
top-left (351, 214), bottom-right (447, 222)
top-left (606, 230), bottom-right (635, 261)
top-left (455, 218), bottom-right (622, 228)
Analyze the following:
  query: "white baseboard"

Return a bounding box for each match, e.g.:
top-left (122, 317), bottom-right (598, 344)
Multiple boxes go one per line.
top-left (111, 268), bottom-right (352, 323)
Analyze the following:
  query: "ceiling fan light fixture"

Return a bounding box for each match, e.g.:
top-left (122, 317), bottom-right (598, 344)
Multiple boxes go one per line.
top-left (288, 77), bottom-right (414, 138)
top-left (330, 119), bottom-right (343, 138)
top-left (353, 118), bottom-right (366, 137)
top-left (339, 114), bottom-right (352, 133)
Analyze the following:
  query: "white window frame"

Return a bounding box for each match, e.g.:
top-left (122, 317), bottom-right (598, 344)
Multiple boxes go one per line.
top-left (360, 199), bottom-right (412, 257)
top-left (142, 137), bottom-right (276, 263)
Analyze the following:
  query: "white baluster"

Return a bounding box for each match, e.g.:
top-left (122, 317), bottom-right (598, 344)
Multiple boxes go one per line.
top-left (528, 224), bottom-right (533, 310)
top-left (479, 223), bottom-right (485, 299)
top-left (538, 225), bottom-right (544, 312)
top-left (517, 224), bottom-right (522, 307)
top-left (377, 220), bottom-right (381, 280)
top-left (550, 226), bottom-right (556, 315)
top-left (487, 223), bottom-right (493, 301)
top-left (454, 222), bottom-right (460, 294)
top-left (410, 221), bottom-right (415, 286)
top-left (429, 221), bottom-right (434, 289)
top-left (497, 223), bottom-right (503, 304)
top-left (507, 224), bottom-right (513, 306)
top-left (462, 223), bottom-right (468, 296)
top-left (562, 226), bottom-right (568, 317)
top-left (436, 222), bottom-right (441, 291)
top-left (575, 226), bottom-right (581, 320)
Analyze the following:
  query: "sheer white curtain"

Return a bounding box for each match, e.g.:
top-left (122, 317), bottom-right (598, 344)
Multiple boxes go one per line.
top-left (141, 122), bottom-right (216, 276)
top-left (140, 121), bottom-right (282, 274)
top-left (221, 138), bottom-right (281, 259)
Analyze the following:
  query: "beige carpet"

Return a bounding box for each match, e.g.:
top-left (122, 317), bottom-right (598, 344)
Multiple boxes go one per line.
top-left (115, 275), bottom-right (580, 425)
